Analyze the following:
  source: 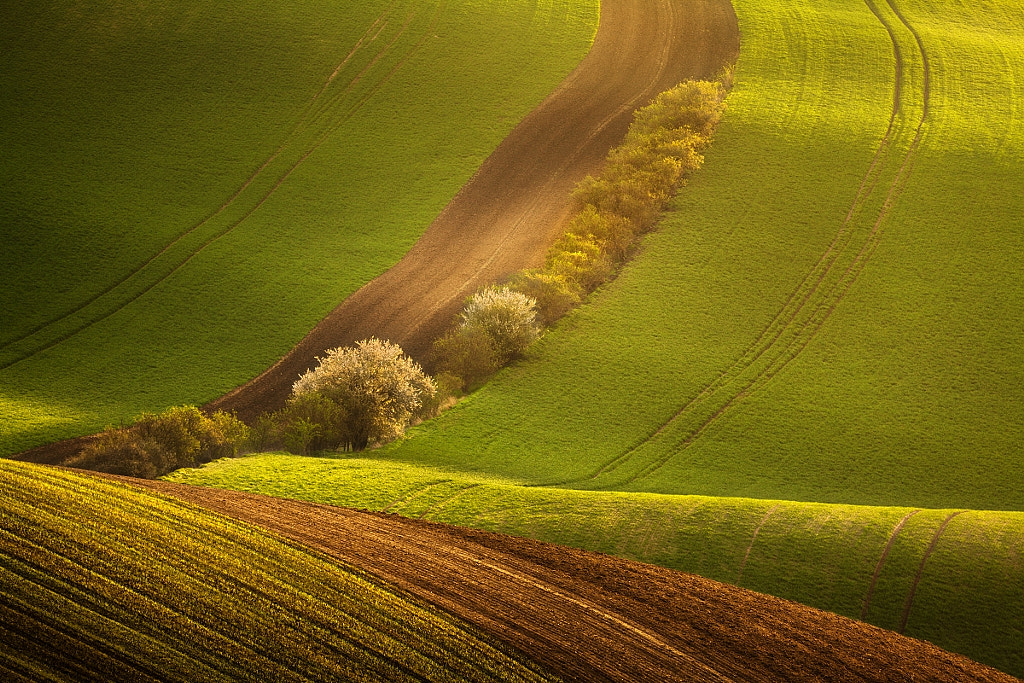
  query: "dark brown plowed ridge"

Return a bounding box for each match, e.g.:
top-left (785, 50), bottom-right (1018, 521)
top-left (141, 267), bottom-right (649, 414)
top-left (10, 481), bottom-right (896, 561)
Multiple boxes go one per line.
top-left (208, 0), bottom-right (740, 421)
top-left (111, 477), bottom-right (1015, 683)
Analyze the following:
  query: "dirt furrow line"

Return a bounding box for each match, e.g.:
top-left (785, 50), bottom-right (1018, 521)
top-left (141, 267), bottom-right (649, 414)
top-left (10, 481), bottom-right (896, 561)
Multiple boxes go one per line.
top-left (860, 509), bottom-right (921, 620)
top-left (103, 476), bottom-right (1016, 683)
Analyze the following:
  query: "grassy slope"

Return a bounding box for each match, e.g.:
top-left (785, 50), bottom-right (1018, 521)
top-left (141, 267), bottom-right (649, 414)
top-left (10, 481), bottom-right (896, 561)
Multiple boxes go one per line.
top-left (0, 0), bottom-right (597, 456)
top-left (0, 460), bottom-right (556, 682)
top-left (167, 453), bottom-right (1024, 677)
top-left (375, 0), bottom-right (1024, 511)
top-left (165, 0), bottom-right (1024, 674)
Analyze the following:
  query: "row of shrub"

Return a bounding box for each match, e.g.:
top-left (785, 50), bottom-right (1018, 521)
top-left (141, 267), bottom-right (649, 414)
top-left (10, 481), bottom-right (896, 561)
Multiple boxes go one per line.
top-left (72, 75), bottom-right (731, 477)
top-left (68, 405), bottom-right (250, 479)
top-left (435, 75), bottom-right (730, 391)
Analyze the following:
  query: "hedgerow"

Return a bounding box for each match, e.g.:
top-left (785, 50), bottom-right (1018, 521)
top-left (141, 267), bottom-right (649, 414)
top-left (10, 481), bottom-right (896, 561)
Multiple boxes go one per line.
top-left (434, 74), bottom-right (731, 391)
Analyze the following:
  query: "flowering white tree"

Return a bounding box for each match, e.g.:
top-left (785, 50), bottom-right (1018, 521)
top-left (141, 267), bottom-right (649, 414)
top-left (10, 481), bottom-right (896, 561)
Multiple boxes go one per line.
top-left (292, 338), bottom-right (435, 451)
top-left (460, 286), bottom-right (539, 363)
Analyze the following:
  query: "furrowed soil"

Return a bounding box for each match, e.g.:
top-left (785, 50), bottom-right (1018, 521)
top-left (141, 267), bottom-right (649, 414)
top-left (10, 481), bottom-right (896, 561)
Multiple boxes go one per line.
top-left (116, 476), bottom-right (1015, 683)
top-left (206, 0), bottom-right (739, 421)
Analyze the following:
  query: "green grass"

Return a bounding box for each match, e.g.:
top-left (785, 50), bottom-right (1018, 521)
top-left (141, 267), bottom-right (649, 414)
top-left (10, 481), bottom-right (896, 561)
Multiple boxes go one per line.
top-left (166, 453), bottom-right (1024, 677)
top-left (0, 0), bottom-right (598, 456)
top-left (374, 0), bottom-right (1024, 511)
top-left (0, 460), bottom-right (557, 682)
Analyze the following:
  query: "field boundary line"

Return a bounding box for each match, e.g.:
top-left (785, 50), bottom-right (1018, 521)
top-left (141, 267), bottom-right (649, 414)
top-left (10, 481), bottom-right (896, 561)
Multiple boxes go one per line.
top-left (735, 504), bottom-right (779, 585)
top-left (860, 509), bottom-right (920, 620)
top-left (899, 510), bottom-right (966, 633)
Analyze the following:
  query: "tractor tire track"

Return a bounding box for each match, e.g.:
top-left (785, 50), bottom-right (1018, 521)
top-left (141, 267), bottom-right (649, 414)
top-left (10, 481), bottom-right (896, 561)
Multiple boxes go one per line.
top-left (418, 484), bottom-right (481, 520)
top-left (899, 510), bottom-right (967, 634)
top-left (0, 2), bottom-right (432, 371)
top-left (860, 509), bottom-right (921, 621)
top-left (736, 504), bottom-right (779, 585)
top-left (382, 480), bottom-right (452, 513)
top-left (584, 0), bottom-right (932, 488)
top-left (107, 476), bottom-right (1014, 683)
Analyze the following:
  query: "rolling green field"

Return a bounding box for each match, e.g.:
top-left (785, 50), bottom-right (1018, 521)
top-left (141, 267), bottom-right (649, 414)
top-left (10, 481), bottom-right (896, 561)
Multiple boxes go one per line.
top-left (0, 0), bottom-right (598, 456)
top-left (168, 453), bottom-right (1024, 677)
top-left (167, 0), bottom-right (1024, 676)
top-left (0, 460), bottom-right (557, 682)
top-left (5, 0), bottom-right (1022, 676)
top-left (374, 0), bottom-right (1024, 512)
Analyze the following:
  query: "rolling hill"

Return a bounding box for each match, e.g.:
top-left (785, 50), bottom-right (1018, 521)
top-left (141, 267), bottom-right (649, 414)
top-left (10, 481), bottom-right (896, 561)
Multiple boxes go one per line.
top-left (0, 0), bottom-right (597, 456)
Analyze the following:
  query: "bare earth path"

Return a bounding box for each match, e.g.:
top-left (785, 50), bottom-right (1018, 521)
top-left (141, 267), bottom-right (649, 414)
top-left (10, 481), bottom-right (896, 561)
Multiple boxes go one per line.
top-left (113, 477), bottom-right (1015, 683)
top-left (208, 0), bottom-right (740, 421)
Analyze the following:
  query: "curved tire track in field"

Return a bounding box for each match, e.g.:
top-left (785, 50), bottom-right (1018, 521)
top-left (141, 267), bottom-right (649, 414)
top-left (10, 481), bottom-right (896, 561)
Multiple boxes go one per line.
top-left (0, 1), bottom-right (434, 371)
top-left (736, 504), bottom-right (779, 585)
top-left (860, 509), bottom-right (921, 621)
top-left (113, 477), bottom-right (1014, 683)
top-left (583, 0), bottom-right (932, 489)
top-left (900, 510), bottom-right (967, 634)
top-left (208, 0), bottom-right (741, 421)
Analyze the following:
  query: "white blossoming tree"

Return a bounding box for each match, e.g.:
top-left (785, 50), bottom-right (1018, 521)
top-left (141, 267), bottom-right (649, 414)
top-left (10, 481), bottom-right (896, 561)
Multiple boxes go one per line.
top-left (460, 286), bottom-right (539, 363)
top-left (291, 338), bottom-right (435, 451)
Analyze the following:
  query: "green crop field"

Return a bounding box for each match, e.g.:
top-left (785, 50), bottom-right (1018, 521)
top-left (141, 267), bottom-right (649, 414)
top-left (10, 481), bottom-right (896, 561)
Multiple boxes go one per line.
top-left (0, 0), bottom-right (598, 456)
top-left (168, 453), bottom-right (1024, 677)
top-left (6, 0), bottom-right (1022, 676)
top-left (0, 460), bottom-right (557, 682)
top-left (374, 0), bottom-right (1024, 511)
top-left (166, 0), bottom-right (1024, 676)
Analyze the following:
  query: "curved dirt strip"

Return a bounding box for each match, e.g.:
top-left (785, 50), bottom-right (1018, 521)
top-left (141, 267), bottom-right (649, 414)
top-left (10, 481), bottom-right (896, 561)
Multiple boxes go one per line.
top-left (114, 477), bottom-right (1014, 683)
top-left (209, 0), bottom-right (739, 421)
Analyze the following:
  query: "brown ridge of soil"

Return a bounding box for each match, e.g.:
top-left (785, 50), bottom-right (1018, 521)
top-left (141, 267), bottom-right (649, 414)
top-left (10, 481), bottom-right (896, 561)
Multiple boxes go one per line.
top-left (107, 475), bottom-right (1017, 683)
top-left (207, 0), bottom-right (740, 422)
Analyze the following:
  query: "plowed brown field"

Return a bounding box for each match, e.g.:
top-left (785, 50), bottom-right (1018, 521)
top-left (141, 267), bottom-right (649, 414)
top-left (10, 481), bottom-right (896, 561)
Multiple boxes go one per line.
top-left (113, 476), bottom-right (1015, 683)
top-left (208, 0), bottom-right (740, 421)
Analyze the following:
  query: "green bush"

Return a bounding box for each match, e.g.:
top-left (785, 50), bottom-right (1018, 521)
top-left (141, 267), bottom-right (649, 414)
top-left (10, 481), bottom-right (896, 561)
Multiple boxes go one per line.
top-left (68, 406), bottom-right (249, 478)
top-left (508, 269), bottom-right (582, 326)
top-left (432, 326), bottom-right (500, 392)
